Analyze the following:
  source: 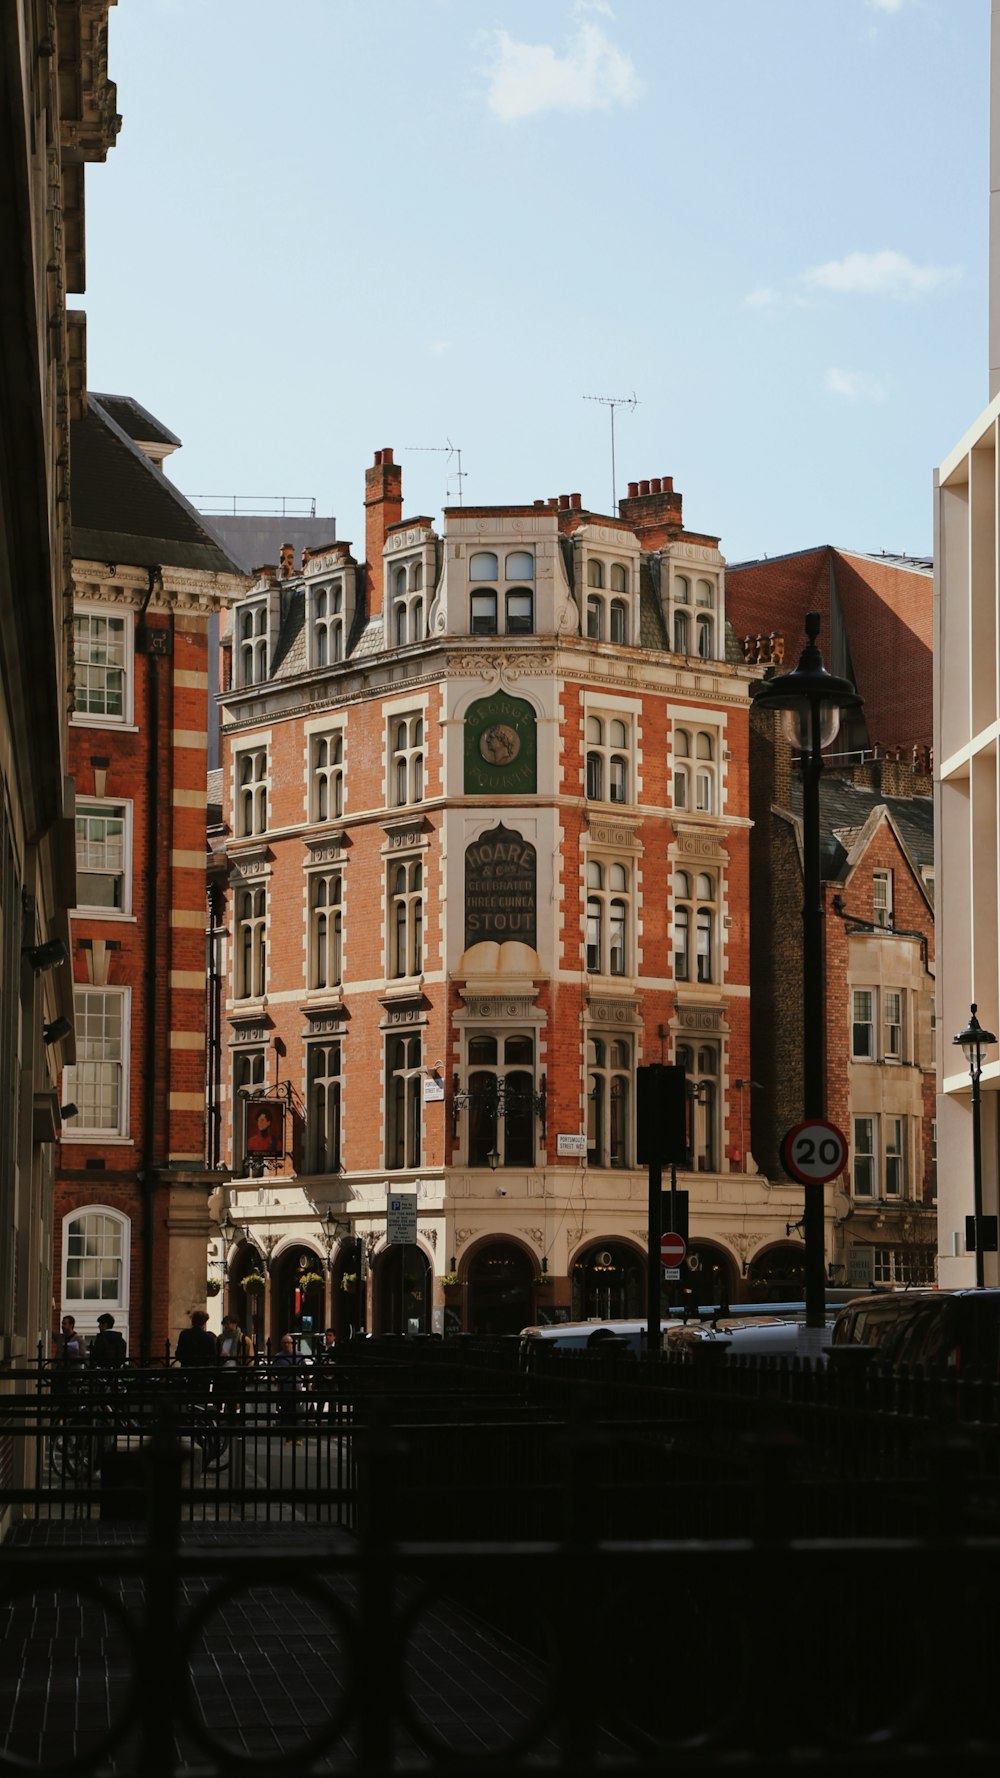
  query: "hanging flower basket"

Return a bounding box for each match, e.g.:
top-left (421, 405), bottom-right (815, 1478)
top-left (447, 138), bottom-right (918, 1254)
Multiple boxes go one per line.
top-left (297, 1271), bottom-right (325, 1289)
top-left (240, 1272), bottom-right (267, 1290)
top-left (441, 1273), bottom-right (460, 1288)
top-left (206, 1279), bottom-right (221, 1297)
top-left (340, 1272), bottom-right (359, 1293)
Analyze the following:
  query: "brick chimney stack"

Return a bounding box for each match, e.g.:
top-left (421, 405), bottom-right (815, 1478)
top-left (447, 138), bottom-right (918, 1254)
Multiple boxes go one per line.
top-left (364, 447), bottom-right (403, 615)
top-left (617, 475), bottom-right (684, 545)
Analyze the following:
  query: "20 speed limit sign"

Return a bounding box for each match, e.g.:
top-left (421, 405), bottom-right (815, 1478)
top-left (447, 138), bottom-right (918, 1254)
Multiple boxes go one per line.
top-left (780, 1119), bottom-right (849, 1185)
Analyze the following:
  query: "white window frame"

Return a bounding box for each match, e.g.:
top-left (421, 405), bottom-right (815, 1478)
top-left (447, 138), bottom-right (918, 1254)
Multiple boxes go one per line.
top-left (307, 868), bottom-right (343, 992)
top-left (671, 718), bottom-right (721, 818)
top-left (884, 1116), bottom-right (906, 1197)
top-left (72, 606), bottom-right (134, 727)
top-left (74, 798), bottom-right (132, 915)
top-left (873, 870), bottom-right (893, 929)
top-left (585, 713), bottom-right (632, 806)
top-left (235, 746), bottom-right (268, 839)
top-left (388, 857), bottom-right (424, 980)
top-left (676, 1041), bottom-right (719, 1173)
top-left (386, 1030), bottom-right (422, 1170)
top-left (307, 1038), bottom-right (342, 1173)
top-left (585, 857), bottom-right (631, 978)
top-left (853, 1116), bottom-right (877, 1196)
top-left (234, 884), bottom-right (267, 1001)
top-left (309, 728), bottom-right (345, 824)
top-left (62, 986), bottom-right (131, 1139)
top-left (309, 580), bottom-right (344, 669)
top-left (390, 713), bottom-right (425, 808)
top-left (883, 989), bottom-right (904, 1062)
top-left (61, 1205), bottom-right (131, 1320)
top-left (236, 601), bottom-right (269, 687)
top-left (586, 1033), bottom-right (632, 1169)
top-left (851, 989), bottom-right (876, 1060)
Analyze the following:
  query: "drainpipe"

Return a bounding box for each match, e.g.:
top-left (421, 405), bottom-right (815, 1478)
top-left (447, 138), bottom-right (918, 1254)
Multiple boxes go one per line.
top-left (137, 570), bottom-right (163, 1361)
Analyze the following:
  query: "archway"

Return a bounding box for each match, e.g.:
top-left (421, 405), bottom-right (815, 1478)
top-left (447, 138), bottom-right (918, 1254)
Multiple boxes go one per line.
top-left (373, 1245), bottom-right (431, 1336)
top-left (746, 1243), bottom-right (808, 1302)
top-left (270, 1245), bottom-right (326, 1352)
top-left (466, 1240), bottom-right (535, 1337)
top-left (571, 1241), bottom-right (646, 1320)
top-left (332, 1239), bottom-right (364, 1338)
top-left (677, 1242), bottom-right (737, 1314)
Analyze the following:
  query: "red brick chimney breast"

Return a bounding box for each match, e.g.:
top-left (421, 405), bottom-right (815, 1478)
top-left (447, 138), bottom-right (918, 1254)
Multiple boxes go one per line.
top-left (364, 447), bottom-right (403, 615)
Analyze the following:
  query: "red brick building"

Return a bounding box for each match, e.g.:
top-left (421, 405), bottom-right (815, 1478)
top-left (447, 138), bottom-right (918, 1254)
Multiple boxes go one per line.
top-left (728, 546), bottom-right (933, 758)
top-left (749, 712), bottom-right (936, 1290)
top-left (212, 451), bottom-right (806, 1343)
top-left (55, 395), bottom-right (245, 1359)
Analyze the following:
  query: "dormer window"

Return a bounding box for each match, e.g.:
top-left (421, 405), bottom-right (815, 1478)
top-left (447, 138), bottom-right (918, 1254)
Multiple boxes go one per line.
top-left (312, 582), bottom-right (343, 668)
top-left (585, 558), bottom-right (630, 644)
top-left (391, 560), bottom-right (426, 647)
top-left (238, 603), bottom-right (268, 686)
top-left (672, 572), bottom-right (718, 662)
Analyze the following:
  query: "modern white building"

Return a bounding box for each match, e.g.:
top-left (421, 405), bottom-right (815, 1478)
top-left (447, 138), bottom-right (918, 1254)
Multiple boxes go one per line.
top-left (933, 0), bottom-right (1000, 1286)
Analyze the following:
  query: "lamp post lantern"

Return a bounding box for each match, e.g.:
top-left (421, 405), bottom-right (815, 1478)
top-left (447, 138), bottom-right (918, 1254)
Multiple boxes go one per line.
top-left (953, 1004), bottom-right (997, 1288)
top-left (750, 612), bottom-right (862, 1328)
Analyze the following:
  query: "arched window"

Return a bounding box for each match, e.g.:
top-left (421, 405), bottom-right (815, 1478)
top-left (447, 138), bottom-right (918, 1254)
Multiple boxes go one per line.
top-left (586, 858), bottom-right (630, 975)
top-left (387, 1033), bottom-right (421, 1169)
top-left (585, 714), bottom-right (631, 804)
top-left (674, 870), bottom-right (718, 985)
top-left (235, 886), bottom-right (266, 999)
top-left (311, 731), bottom-right (344, 822)
top-left (505, 589), bottom-right (533, 634)
top-left (62, 1207), bottom-right (129, 1319)
top-left (466, 1033), bottom-right (537, 1168)
top-left (674, 574), bottom-right (690, 603)
top-left (677, 1042), bottom-right (719, 1172)
top-left (610, 563), bottom-right (628, 594)
top-left (239, 604), bottom-right (268, 686)
top-left (587, 559), bottom-right (605, 589)
top-left (586, 596), bottom-right (603, 640)
top-left (673, 729), bottom-right (690, 810)
top-left (609, 599), bottom-right (628, 644)
top-left (471, 589), bottom-right (498, 635)
top-left (307, 1041), bottom-right (341, 1172)
top-left (696, 578), bottom-right (714, 607)
top-left (309, 871), bottom-right (343, 990)
top-left (587, 1036), bottom-right (632, 1168)
top-left (392, 714), bottom-right (424, 807)
top-left (696, 613), bottom-right (713, 659)
top-left (390, 860), bottom-right (423, 978)
top-left (695, 732), bottom-right (716, 813)
top-left (673, 611), bottom-right (690, 654)
top-left (506, 551), bottom-right (534, 579)
top-left (470, 552), bottom-right (498, 580)
top-left (237, 748), bottom-right (267, 837)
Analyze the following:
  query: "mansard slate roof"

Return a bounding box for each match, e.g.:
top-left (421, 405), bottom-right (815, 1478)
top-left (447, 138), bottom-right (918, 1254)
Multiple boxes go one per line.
top-left (71, 394), bottom-right (244, 576)
top-left (790, 775), bottom-right (934, 883)
top-left (88, 392), bottom-right (181, 450)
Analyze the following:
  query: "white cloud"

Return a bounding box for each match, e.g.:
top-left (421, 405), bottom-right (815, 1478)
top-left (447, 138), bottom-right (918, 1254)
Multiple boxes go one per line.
top-left (482, 17), bottom-right (643, 122)
top-left (825, 367), bottom-right (888, 403)
top-left (803, 249), bottom-right (959, 298)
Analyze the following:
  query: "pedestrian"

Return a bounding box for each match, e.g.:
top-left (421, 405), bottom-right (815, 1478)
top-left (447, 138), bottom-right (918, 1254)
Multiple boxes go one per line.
top-left (53, 1314), bottom-right (86, 1368)
top-left (90, 1313), bottom-right (127, 1368)
top-left (273, 1333), bottom-right (307, 1445)
top-left (216, 1313), bottom-right (254, 1420)
top-left (174, 1309), bottom-right (217, 1368)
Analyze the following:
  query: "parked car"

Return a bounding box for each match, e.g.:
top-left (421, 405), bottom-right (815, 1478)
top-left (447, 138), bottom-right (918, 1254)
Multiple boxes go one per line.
top-left (519, 1304), bottom-right (835, 1366)
top-left (830, 1288), bottom-right (1000, 1374)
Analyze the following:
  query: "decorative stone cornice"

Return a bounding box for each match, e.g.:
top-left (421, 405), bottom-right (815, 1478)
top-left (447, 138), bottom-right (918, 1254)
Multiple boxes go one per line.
top-left (585, 814), bottom-right (643, 851)
top-left (304, 834), bottom-right (347, 867)
top-left (381, 815), bottom-right (428, 853)
top-left (227, 844), bottom-right (271, 881)
top-left (672, 1005), bottom-right (729, 1035)
top-left (456, 988), bottom-right (542, 1023)
top-left (586, 995), bottom-right (644, 1028)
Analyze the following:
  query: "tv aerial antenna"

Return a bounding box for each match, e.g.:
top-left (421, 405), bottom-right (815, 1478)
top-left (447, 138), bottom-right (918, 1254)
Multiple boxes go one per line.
top-left (583, 391), bottom-right (638, 512)
top-left (404, 438), bottom-right (466, 505)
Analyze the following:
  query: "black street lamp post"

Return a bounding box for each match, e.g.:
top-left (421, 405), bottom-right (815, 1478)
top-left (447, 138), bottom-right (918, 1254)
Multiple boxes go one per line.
top-left (953, 1004), bottom-right (997, 1288)
top-left (750, 612), bottom-right (862, 1329)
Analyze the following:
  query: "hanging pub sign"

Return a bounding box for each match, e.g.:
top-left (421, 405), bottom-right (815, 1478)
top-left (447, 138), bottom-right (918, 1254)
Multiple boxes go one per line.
top-left (465, 824), bottom-right (537, 950)
top-left (243, 1098), bottom-right (285, 1172)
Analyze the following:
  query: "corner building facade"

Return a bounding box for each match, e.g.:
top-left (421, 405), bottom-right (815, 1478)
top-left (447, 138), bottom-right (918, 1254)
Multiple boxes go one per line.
top-left (216, 452), bottom-right (802, 1340)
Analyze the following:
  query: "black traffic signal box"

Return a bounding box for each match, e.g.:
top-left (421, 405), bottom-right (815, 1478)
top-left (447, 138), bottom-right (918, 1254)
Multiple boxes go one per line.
top-left (636, 1062), bottom-right (688, 1166)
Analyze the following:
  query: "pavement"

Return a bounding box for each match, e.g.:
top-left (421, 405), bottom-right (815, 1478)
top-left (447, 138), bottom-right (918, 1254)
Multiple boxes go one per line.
top-left (0, 1519), bottom-right (565, 1773)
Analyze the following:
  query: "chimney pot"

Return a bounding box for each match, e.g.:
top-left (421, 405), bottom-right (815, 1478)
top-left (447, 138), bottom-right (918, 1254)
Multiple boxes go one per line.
top-left (664, 476), bottom-right (673, 492)
top-left (650, 478), bottom-right (661, 494)
top-left (627, 482), bottom-right (639, 498)
top-left (548, 497), bottom-right (559, 509)
top-left (382, 447), bottom-right (394, 464)
top-left (639, 480), bottom-right (650, 497)
top-left (559, 493), bottom-right (570, 510)
top-left (534, 499), bottom-right (545, 508)
top-left (571, 493), bottom-right (582, 510)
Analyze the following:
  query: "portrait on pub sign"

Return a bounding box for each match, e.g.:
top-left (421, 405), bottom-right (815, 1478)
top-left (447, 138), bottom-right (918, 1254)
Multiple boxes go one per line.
top-left (243, 1099), bottom-right (285, 1162)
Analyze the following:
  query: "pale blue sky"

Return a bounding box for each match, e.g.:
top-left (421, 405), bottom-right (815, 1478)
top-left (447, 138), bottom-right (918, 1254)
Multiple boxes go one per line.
top-left (84, 0), bottom-right (988, 563)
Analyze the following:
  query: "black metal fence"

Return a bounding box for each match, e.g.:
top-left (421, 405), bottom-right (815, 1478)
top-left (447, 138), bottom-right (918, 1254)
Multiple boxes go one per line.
top-left (2, 1344), bottom-right (1000, 1773)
